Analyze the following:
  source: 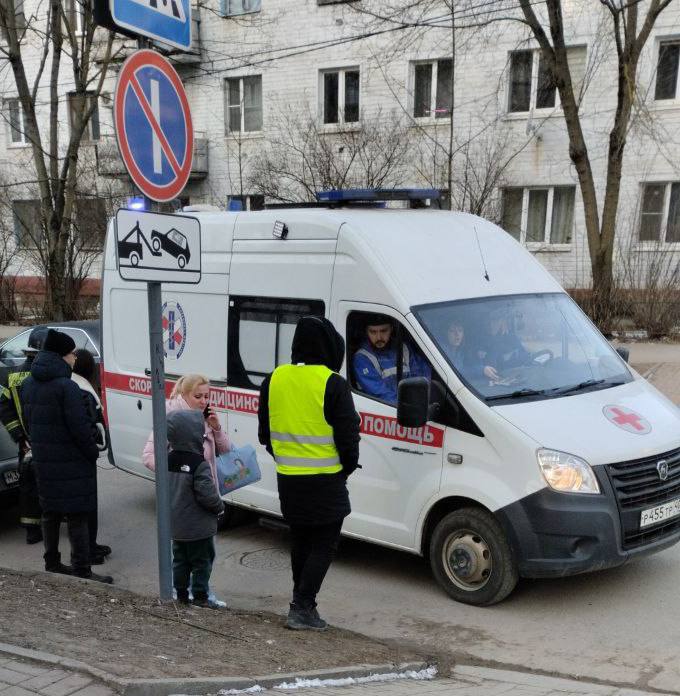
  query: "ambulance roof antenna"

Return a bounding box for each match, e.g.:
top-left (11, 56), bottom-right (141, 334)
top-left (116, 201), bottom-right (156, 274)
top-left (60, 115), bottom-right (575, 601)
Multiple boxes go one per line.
top-left (474, 225), bottom-right (490, 282)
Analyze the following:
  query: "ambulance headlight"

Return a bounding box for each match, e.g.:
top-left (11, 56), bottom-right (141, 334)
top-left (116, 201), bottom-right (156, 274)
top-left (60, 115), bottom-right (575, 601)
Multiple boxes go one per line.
top-left (537, 449), bottom-right (600, 494)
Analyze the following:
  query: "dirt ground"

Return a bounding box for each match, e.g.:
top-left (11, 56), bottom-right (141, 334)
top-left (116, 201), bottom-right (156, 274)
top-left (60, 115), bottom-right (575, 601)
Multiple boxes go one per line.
top-left (0, 569), bottom-right (427, 679)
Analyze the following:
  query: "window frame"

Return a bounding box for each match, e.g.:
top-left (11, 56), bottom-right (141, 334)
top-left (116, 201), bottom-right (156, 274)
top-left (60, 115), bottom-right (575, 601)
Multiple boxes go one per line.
top-left (411, 58), bottom-right (453, 121)
top-left (501, 185), bottom-right (576, 248)
top-left (507, 49), bottom-right (556, 114)
top-left (5, 97), bottom-right (28, 146)
top-left (654, 39), bottom-right (680, 102)
top-left (637, 181), bottom-right (680, 245)
top-left (221, 0), bottom-right (261, 16)
top-left (319, 66), bottom-right (360, 126)
top-left (224, 75), bottom-right (263, 135)
top-left (227, 296), bottom-right (326, 390)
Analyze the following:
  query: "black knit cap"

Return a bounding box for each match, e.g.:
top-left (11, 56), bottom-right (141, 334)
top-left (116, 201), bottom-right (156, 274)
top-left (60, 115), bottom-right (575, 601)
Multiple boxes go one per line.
top-left (43, 329), bottom-right (76, 357)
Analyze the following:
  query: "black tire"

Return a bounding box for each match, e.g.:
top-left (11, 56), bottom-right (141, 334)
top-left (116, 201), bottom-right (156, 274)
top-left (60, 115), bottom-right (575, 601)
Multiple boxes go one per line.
top-left (130, 252), bottom-right (140, 267)
top-left (152, 237), bottom-right (161, 252)
top-left (429, 507), bottom-right (518, 606)
top-left (177, 254), bottom-right (186, 269)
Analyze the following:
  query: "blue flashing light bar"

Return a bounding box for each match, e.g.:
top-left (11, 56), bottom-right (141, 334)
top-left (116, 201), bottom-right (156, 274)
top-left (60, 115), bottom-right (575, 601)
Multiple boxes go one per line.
top-left (228, 199), bottom-right (244, 211)
top-left (127, 196), bottom-right (147, 211)
top-left (316, 188), bottom-right (441, 203)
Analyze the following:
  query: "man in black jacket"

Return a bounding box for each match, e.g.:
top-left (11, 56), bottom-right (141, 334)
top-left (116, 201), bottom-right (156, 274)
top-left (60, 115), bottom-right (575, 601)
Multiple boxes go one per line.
top-left (258, 316), bottom-right (360, 631)
top-left (21, 329), bottom-right (112, 583)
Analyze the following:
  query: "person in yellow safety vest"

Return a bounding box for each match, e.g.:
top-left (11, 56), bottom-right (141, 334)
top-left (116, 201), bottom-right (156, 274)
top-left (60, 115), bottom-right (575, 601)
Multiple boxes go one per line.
top-left (258, 316), bottom-right (360, 631)
top-left (0, 327), bottom-right (47, 544)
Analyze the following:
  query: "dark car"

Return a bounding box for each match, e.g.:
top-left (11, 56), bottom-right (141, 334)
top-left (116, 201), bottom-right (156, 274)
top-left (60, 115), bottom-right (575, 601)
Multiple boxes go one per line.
top-left (151, 228), bottom-right (191, 268)
top-left (0, 320), bottom-right (101, 502)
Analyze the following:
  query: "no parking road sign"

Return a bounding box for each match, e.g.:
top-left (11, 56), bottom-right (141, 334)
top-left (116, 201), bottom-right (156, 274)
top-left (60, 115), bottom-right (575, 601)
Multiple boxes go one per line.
top-left (114, 50), bottom-right (193, 202)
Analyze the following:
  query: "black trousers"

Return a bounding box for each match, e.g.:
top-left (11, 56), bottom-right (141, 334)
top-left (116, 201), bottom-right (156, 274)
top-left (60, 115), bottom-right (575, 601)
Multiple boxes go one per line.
top-left (18, 453), bottom-right (41, 528)
top-left (42, 510), bottom-right (90, 573)
top-left (172, 537), bottom-right (215, 600)
top-left (289, 520), bottom-right (343, 610)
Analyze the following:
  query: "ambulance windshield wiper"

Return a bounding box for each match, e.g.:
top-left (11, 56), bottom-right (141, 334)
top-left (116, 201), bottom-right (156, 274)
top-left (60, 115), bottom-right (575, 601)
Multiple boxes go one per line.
top-left (486, 388), bottom-right (548, 402)
top-left (549, 379), bottom-right (606, 396)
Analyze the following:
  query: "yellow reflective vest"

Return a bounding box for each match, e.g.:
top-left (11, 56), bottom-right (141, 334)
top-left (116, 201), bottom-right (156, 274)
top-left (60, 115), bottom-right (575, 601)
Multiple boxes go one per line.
top-left (269, 364), bottom-right (342, 476)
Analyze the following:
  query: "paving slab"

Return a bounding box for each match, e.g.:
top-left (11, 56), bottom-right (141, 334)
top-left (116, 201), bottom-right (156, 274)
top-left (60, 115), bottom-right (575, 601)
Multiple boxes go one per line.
top-left (0, 670), bottom-right (31, 687)
top-left (39, 675), bottom-right (93, 696)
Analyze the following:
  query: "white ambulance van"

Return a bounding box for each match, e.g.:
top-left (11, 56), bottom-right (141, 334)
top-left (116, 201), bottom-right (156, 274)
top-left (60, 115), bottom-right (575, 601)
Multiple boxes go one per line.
top-left (101, 195), bottom-right (680, 605)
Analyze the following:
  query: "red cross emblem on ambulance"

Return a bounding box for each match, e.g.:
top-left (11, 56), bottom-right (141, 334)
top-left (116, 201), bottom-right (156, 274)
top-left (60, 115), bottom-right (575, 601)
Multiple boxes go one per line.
top-left (602, 405), bottom-right (651, 435)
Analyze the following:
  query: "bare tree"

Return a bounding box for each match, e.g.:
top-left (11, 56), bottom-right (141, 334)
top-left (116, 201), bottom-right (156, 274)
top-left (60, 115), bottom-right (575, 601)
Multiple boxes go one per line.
top-left (518, 0), bottom-right (676, 322)
top-left (247, 107), bottom-right (413, 203)
top-left (0, 0), bottom-right (119, 318)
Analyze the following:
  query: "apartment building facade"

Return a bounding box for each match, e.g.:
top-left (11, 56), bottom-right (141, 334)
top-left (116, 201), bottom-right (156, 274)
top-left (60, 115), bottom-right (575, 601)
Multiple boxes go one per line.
top-left (2, 0), bottom-right (680, 292)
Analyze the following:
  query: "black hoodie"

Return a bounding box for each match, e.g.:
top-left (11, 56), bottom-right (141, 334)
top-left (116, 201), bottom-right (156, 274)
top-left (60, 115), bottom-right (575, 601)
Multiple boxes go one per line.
top-left (258, 316), bottom-right (360, 525)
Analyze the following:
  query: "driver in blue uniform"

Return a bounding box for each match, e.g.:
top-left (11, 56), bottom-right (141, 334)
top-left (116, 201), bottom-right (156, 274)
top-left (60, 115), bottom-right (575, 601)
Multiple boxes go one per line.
top-left (352, 315), bottom-right (430, 405)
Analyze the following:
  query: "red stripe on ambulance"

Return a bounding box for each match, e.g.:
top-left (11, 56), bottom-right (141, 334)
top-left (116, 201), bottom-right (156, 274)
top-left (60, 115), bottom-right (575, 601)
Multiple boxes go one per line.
top-left (359, 412), bottom-right (444, 448)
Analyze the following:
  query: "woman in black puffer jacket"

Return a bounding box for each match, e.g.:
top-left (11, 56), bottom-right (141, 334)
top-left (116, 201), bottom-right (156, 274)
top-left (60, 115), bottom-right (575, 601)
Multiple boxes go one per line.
top-left (20, 330), bottom-right (112, 583)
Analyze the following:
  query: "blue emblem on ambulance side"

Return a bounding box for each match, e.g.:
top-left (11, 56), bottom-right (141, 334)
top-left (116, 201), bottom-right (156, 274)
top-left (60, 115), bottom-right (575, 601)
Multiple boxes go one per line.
top-left (162, 300), bottom-right (187, 359)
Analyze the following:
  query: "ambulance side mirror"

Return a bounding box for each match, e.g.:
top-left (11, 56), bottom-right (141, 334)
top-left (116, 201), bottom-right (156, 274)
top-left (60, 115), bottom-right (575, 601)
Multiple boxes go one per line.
top-left (615, 347), bottom-right (629, 364)
top-left (397, 377), bottom-right (430, 428)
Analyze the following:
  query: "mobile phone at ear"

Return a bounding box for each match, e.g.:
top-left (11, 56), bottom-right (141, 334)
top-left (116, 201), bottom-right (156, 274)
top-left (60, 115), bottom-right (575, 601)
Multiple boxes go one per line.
top-left (203, 405), bottom-right (210, 419)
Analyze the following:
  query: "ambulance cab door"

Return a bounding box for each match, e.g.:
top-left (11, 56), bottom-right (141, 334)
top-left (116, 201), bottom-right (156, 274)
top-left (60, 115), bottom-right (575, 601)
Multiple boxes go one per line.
top-left (335, 302), bottom-right (447, 551)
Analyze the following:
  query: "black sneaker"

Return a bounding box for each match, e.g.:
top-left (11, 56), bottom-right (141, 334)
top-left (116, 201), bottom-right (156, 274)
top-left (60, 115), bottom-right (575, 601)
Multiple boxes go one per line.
top-left (176, 590), bottom-right (190, 605)
top-left (286, 604), bottom-right (327, 631)
top-left (45, 563), bottom-right (73, 576)
top-left (192, 594), bottom-right (209, 608)
top-left (92, 544), bottom-right (112, 557)
top-left (90, 553), bottom-right (106, 566)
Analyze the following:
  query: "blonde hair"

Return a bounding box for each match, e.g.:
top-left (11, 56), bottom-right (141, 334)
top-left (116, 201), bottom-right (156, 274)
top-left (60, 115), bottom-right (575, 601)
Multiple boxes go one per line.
top-left (170, 373), bottom-right (210, 399)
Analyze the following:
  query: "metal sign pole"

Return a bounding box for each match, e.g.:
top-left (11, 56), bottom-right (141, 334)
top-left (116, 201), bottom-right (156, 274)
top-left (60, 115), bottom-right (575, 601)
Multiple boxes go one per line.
top-left (148, 280), bottom-right (173, 601)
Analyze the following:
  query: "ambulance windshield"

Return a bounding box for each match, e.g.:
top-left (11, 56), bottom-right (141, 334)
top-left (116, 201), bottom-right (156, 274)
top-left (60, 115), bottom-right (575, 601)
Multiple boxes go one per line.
top-left (415, 293), bottom-right (632, 403)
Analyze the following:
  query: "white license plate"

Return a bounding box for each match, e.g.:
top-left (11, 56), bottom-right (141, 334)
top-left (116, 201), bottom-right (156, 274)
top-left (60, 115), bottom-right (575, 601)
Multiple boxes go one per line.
top-left (640, 497), bottom-right (680, 529)
top-left (3, 469), bottom-right (19, 486)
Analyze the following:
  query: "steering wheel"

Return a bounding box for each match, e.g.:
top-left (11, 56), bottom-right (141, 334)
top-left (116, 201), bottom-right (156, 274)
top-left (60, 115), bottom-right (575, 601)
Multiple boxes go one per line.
top-left (531, 349), bottom-right (554, 365)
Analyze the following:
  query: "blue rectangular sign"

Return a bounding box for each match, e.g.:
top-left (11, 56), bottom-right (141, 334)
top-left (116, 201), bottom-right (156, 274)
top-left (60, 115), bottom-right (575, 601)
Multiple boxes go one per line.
top-left (111, 0), bottom-right (191, 50)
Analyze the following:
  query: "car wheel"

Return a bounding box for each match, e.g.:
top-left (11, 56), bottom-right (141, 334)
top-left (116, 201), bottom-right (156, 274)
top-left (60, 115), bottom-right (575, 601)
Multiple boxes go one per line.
top-left (152, 237), bottom-right (161, 252)
top-left (429, 507), bottom-right (518, 606)
top-left (177, 254), bottom-right (186, 269)
top-left (130, 252), bottom-right (140, 267)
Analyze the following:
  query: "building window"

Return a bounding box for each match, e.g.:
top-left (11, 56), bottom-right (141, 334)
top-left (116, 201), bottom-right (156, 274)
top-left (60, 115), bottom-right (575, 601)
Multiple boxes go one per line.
top-left (12, 199), bottom-right (43, 248)
top-left (6, 98), bottom-right (27, 145)
top-left (228, 194), bottom-right (265, 211)
top-left (412, 59), bottom-right (453, 119)
top-left (320, 68), bottom-right (359, 124)
top-left (502, 186), bottom-right (575, 245)
top-left (65, 0), bottom-right (85, 35)
top-left (227, 296), bottom-right (325, 389)
top-left (639, 182), bottom-right (680, 243)
top-left (655, 42), bottom-right (680, 100)
top-left (72, 198), bottom-right (107, 250)
top-left (221, 0), bottom-right (260, 16)
top-left (225, 75), bottom-right (262, 133)
top-left (508, 47), bottom-right (586, 113)
top-left (68, 92), bottom-right (100, 141)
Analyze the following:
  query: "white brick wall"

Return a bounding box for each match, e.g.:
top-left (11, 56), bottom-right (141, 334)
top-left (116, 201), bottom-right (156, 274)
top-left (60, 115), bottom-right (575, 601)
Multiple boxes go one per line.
top-left (1, 0), bottom-right (680, 288)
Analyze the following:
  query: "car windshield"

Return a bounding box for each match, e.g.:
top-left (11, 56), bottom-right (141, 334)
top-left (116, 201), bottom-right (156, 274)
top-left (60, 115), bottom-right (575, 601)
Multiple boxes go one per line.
top-left (168, 229), bottom-right (186, 248)
top-left (414, 293), bottom-right (632, 403)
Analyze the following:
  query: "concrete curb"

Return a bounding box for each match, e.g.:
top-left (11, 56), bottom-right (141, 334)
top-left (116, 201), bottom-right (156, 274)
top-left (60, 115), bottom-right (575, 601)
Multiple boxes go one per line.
top-left (0, 643), bottom-right (432, 696)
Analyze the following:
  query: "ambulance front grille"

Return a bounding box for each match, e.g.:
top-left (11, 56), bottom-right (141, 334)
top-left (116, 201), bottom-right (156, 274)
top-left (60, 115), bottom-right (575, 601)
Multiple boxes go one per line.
top-left (605, 446), bottom-right (680, 549)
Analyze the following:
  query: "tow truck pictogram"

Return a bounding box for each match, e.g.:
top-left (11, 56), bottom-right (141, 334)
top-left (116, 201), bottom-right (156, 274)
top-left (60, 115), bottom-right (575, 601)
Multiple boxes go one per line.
top-left (117, 221), bottom-right (163, 267)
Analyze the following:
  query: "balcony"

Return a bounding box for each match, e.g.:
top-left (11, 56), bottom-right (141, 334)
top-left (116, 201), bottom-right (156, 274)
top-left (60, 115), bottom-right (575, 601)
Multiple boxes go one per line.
top-left (96, 133), bottom-right (208, 179)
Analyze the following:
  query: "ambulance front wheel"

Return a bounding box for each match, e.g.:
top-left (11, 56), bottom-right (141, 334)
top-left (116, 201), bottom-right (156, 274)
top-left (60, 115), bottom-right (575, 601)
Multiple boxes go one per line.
top-left (430, 507), bottom-right (518, 606)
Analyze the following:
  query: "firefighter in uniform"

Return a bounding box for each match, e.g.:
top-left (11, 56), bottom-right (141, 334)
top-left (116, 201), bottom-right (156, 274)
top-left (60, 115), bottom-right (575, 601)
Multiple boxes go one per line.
top-left (0, 327), bottom-right (47, 544)
top-left (258, 316), bottom-right (360, 631)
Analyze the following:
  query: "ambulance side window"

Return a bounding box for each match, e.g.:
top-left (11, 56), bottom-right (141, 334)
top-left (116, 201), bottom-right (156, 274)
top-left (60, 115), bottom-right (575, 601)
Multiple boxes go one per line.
top-left (347, 312), bottom-right (483, 435)
top-left (228, 296), bottom-right (325, 389)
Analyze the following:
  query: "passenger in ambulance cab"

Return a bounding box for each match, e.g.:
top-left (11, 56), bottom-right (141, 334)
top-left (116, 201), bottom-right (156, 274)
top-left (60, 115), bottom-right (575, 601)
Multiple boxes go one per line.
top-left (352, 314), bottom-right (431, 405)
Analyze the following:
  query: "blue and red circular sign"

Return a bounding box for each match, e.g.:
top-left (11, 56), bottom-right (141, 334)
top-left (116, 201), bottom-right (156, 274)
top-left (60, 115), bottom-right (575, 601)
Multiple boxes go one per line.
top-left (114, 50), bottom-right (193, 202)
top-left (162, 300), bottom-right (187, 359)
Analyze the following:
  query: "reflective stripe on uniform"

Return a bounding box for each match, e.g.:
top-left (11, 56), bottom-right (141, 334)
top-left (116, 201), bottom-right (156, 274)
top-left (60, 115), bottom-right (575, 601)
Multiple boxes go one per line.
top-left (355, 344), bottom-right (411, 379)
top-left (270, 431), bottom-right (335, 445)
top-left (274, 454), bottom-right (340, 467)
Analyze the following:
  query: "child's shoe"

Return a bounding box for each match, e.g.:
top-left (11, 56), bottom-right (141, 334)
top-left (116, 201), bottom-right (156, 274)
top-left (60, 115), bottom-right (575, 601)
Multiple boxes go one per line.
top-left (176, 589), bottom-right (190, 605)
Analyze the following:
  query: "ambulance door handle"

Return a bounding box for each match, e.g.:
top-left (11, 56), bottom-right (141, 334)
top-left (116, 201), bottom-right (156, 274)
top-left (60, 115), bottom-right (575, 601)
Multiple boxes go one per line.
top-left (144, 368), bottom-right (151, 376)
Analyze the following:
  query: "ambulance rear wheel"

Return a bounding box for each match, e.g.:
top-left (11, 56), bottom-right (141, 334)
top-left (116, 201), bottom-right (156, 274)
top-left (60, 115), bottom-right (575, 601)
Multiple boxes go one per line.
top-left (430, 507), bottom-right (518, 606)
